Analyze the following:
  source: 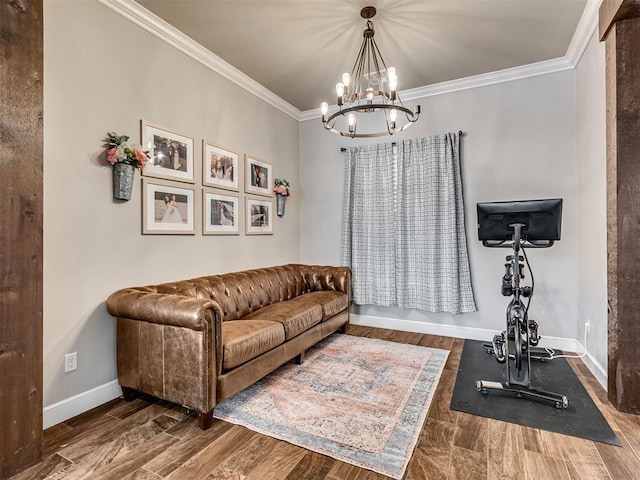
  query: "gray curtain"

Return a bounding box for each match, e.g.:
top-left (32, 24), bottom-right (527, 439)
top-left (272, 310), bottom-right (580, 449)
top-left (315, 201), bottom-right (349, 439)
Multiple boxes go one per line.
top-left (341, 133), bottom-right (476, 314)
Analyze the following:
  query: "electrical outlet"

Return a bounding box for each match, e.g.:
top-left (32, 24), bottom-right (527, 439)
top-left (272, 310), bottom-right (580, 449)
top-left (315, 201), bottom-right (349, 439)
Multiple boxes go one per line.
top-left (65, 352), bottom-right (77, 373)
top-left (585, 321), bottom-right (591, 334)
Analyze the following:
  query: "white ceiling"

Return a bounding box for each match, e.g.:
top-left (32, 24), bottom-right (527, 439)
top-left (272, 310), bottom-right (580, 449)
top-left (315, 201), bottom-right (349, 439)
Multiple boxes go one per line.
top-left (135, 0), bottom-right (589, 112)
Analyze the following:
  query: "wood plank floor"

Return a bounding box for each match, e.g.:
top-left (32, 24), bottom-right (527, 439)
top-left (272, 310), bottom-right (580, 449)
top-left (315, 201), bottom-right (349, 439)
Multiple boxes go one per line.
top-left (11, 325), bottom-right (640, 480)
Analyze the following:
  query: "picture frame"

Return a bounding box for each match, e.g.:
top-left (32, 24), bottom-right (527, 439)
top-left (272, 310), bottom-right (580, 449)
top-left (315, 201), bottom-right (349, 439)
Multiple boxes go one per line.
top-left (245, 195), bottom-right (274, 235)
top-left (141, 120), bottom-right (195, 183)
top-left (203, 189), bottom-right (241, 235)
top-left (203, 140), bottom-right (240, 191)
top-left (142, 178), bottom-right (196, 234)
top-left (245, 154), bottom-right (272, 197)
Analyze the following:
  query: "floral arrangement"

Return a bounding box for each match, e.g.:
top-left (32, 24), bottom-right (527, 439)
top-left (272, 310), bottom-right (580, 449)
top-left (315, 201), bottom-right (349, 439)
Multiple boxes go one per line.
top-left (105, 132), bottom-right (150, 170)
top-left (273, 178), bottom-right (292, 196)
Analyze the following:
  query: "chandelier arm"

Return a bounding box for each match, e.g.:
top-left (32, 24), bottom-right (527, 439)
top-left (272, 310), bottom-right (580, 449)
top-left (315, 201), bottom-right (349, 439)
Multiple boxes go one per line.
top-left (386, 115), bottom-right (394, 136)
top-left (321, 103), bottom-right (419, 138)
top-left (353, 43), bottom-right (367, 102)
top-left (395, 95), bottom-right (405, 107)
top-left (370, 38), bottom-right (389, 95)
top-left (371, 38), bottom-right (389, 72)
top-left (367, 40), bottom-right (373, 94)
top-left (350, 37), bottom-right (368, 94)
top-left (394, 120), bottom-right (419, 134)
top-left (325, 104), bottom-right (417, 123)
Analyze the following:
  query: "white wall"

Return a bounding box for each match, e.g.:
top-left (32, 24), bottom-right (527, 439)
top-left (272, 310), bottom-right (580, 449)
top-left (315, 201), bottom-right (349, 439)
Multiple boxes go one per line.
top-left (300, 71), bottom-right (579, 343)
top-left (576, 29), bottom-right (607, 382)
top-left (43, 0), bottom-right (299, 413)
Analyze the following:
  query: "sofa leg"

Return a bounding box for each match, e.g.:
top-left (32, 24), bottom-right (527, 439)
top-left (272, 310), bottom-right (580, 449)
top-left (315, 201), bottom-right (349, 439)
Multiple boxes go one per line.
top-left (339, 323), bottom-right (348, 334)
top-left (121, 386), bottom-right (138, 402)
top-left (198, 409), bottom-right (214, 430)
top-left (294, 350), bottom-right (305, 365)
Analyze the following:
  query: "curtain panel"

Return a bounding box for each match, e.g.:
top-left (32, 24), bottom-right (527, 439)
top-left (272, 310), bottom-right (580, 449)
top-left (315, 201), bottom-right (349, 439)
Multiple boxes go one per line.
top-left (341, 133), bottom-right (476, 314)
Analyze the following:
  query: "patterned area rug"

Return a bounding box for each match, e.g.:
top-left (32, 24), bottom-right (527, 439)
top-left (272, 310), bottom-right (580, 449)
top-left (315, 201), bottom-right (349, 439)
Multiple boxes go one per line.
top-left (213, 334), bottom-right (449, 479)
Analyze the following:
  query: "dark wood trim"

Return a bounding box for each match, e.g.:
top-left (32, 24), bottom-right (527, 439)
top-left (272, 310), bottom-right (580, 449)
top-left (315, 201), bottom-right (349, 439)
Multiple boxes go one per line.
top-left (600, 0), bottom-right (640, 40)
top-left (600, 2), bottom-right (640, 413)
top-left (0, 0), bottom-right (44, 477)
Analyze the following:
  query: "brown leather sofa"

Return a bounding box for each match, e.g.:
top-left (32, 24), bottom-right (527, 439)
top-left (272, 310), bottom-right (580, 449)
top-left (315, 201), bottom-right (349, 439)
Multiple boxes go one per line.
top-left (106, 264), bottom-right (350, 429)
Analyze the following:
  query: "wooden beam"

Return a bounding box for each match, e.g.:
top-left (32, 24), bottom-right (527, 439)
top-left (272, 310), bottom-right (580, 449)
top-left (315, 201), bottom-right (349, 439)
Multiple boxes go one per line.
top-left (601, 2), bottom-right (640, 413)
top-left (0, 0), bottom-right (44, 477)
top-left (600, 0), bottom-right (640, 40)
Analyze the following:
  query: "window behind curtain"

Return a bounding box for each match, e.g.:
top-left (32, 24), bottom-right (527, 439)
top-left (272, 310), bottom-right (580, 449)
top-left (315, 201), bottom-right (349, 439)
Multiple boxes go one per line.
top-left (341, 133), bottom-right (476, 314)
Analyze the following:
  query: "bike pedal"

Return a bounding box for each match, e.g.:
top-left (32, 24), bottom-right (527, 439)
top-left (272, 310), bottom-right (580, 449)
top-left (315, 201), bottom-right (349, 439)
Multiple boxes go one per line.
top-left (492, 333), bottom-right (506, 363)
top-left (528, 319), bottom-right (540, 346)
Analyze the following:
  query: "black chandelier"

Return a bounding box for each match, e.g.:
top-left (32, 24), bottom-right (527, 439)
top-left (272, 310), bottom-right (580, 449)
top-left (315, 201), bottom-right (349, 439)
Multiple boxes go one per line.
top-left (320, 6), bottom-right (420, 138)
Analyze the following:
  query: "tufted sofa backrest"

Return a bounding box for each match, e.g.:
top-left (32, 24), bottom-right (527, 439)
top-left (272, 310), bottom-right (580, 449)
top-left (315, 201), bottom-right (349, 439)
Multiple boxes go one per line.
top-left (126, 264), bottom-right (349, 322)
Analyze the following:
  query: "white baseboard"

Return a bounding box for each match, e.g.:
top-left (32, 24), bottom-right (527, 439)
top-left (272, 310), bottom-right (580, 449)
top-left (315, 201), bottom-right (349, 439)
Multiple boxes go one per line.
top-left (350, 313), bottom-right (607, 389)
top-left (43, 380), bottom-right (123, 429)
top-left (575, 341), bottom-right (608, 389)
top-left (41, 317), bottom-right (608, 429)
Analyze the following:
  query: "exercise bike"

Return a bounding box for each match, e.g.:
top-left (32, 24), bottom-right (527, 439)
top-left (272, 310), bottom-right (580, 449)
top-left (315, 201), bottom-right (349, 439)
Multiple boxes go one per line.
top-left (475, 199), bottom-right (568, 409)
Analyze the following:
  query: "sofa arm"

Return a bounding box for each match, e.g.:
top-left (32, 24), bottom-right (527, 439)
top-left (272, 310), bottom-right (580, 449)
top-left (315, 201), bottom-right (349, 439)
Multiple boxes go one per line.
top-left (292, 264), bottom-right (351, 295)
top-left (107, 289), bottom-right (225, 419)
top-left (107, 289), bottom-right (224, 331)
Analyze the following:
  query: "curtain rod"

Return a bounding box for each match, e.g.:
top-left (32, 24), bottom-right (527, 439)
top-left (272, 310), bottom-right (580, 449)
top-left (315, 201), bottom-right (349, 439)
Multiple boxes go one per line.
top-left (340, 131), bottom-right (464, 152)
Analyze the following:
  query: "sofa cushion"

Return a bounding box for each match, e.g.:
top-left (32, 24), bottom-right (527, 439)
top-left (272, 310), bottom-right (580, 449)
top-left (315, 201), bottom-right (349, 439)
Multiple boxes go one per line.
top-left (222, 320), bottom-right (285, 371)
top-left (297, 290), bottom-right (349, 320)
top-left (243, 299), bottom-right (322, 340)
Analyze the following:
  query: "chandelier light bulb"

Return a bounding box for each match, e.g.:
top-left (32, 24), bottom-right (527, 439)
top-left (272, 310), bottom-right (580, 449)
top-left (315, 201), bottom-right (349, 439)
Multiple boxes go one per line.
top-left (366, 87), bottom-right (374, 102)
top-left (336, 82), bottom-right (345, 97)
top-left (320, 102), bottom-right (329, 115)
top-left (388, 69), bottom-right (398, 92)
top-left (389, 109), bottom-right (397, 122)
top-left (342, 72), bottom-right (351, 88)
top-left (348, 113), bottom-right (356, 126)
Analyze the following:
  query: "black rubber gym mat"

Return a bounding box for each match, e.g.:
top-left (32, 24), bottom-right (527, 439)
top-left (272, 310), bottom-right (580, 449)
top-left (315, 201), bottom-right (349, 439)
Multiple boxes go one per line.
top-left (450, 340), bottom-right (621, 446)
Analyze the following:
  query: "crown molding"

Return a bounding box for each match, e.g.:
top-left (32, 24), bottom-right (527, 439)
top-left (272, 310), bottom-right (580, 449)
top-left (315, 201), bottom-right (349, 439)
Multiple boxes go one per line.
top-left (96, 0), bottom-right (301, 121)
top-left (565, 0), bottom-right (602, 66)
top-left (402, 57), bottom-right (575, 101)
top-left (300, 57), bottom-right (574, 121)
top-left (98, 0), bottom-right (599, 125)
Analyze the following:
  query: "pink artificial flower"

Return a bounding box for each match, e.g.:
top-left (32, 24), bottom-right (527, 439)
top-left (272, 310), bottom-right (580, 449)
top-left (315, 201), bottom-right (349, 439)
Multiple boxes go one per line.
top-left (133, 150), bottom-right (148, 170)
top-left (106, 148), bottom-right (118, 165)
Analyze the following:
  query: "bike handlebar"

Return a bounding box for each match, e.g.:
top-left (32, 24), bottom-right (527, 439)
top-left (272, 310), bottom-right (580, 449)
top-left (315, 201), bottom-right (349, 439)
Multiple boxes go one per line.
top-left (482, 239), bottom-right (555, 248)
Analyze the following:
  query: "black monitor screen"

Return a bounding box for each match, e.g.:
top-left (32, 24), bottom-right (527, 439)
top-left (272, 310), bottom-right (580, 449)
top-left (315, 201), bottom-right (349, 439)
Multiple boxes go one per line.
top-left (477, 198), bottom-right (563, 242)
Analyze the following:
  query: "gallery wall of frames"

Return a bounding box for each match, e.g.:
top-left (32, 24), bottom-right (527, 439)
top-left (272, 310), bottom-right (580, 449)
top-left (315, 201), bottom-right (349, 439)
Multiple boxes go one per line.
top-left (140, 119), bottom-right (276, 236)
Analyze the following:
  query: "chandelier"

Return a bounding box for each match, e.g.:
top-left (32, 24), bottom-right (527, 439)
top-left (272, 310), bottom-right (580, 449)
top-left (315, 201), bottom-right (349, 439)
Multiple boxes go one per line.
top-left (320, 6), bottom-right (420, 138)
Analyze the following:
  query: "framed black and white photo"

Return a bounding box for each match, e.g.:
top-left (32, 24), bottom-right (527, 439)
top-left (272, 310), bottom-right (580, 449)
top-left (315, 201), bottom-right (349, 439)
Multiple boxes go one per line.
top-left (141, 120), bottom-right (195, 183)
top-left (203, 189), bottom-right (240, 235)
top-left (203, 141), bottom-right (240, 191)
top-left (245, 195), bottom-right (274, 235)
top-left (245, 154), bottom-right (272, 196)
top-left (142, 178), bottom-right (195, 234)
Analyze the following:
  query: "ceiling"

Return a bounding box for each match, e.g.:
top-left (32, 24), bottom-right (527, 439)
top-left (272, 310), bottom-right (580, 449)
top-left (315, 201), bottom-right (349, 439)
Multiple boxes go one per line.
top-left (135, 0), bottom-right (589, 112)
